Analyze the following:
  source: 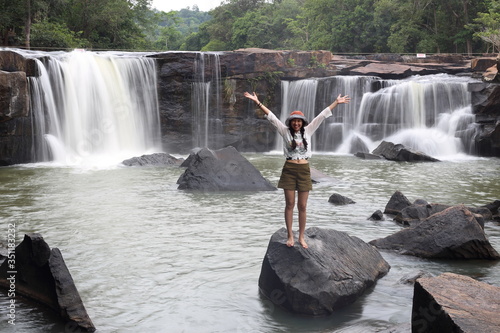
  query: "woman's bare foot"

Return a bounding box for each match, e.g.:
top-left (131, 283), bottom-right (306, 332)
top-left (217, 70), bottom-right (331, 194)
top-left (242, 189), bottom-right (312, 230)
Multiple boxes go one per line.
top-left (286, 236), bottom-right (294, 247)
top-left (298, 237), bottom-right (308, 249)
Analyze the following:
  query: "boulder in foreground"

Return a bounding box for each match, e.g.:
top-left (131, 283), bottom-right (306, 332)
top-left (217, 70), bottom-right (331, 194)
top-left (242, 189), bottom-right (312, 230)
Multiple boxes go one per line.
top-left (369, 206), bottom-right (500, 259)
top-left (413, 272), bottom-right (500, 333)
top-left (0, 233), bottom-right (95, 332)
top-left (177, 146), bottom-right (276, 191)
top-left (259, 227), bottom-right (390, 316)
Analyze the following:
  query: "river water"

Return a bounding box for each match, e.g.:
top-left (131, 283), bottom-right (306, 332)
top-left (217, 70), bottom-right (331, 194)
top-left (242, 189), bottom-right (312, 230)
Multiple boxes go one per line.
top-left (1, 153), bottom-right (499, 332)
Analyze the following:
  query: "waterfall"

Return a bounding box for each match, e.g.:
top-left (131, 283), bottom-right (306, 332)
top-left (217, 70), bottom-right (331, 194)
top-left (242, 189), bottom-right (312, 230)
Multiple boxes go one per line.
top-left (278, 80), bottom-right (318, 151)
top-left (281, 74), bottom-right (480, 158)
top-left (27, 50), bottom-right (161, 167)
top-left (191, 52), bottom-right (222, 149)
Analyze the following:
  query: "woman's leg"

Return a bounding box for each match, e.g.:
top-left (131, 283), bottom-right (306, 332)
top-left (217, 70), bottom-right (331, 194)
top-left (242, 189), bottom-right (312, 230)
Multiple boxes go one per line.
top-left (284, 189), bottom-right (296, 247)
top-left (297, 190), bottom-right (310, 248)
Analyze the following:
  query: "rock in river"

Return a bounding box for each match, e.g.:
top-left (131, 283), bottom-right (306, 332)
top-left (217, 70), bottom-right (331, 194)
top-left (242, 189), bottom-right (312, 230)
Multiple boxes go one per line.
top-left (258, 227), bottom-right (390, 316)
top-left (372, 141), bottom-right (440, 162)
top-left (370, 205), bottom-right (500, 259)
top-left (0, 233), bottom-right (95, 332)
top-left (177, 146), bottom-right (276, 191)
top-left (122, 152), bottom-right (183, 166)
top-left (413, 272), bottom-right (500, 333)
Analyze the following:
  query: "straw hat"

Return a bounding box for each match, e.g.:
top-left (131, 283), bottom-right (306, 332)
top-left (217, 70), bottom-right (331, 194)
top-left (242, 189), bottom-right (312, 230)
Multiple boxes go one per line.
top-left (285, 111), bottom-right (309, 126)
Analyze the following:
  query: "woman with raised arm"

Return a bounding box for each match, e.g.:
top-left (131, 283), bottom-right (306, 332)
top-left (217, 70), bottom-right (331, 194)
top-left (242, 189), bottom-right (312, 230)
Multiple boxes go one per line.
top-left (244, 91), bottom-right (350, 248)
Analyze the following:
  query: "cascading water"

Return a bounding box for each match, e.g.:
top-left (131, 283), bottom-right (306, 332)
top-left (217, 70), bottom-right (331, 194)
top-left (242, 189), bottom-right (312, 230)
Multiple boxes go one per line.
top-left (27, 50), bottom-right (161, 167)
top-left (280, 74), bottom-right (480, 158)
top-left (191, 52), bottom-right (222, 149)
top-left (278, 80), bottom-right (317, 151)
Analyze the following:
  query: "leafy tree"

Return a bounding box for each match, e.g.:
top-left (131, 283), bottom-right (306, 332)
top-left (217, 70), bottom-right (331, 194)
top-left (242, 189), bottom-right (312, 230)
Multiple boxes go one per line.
top-left (231, 10), bottom-right (269, 48)
top-left (30, 20), bottom-right (87, 49)
top-left (0, 0), bottom-right (25, 45)
top-left (297, 0), bottom-right (380, 52)
top-left (63, 0), bottom-right (148, 50)
top-left (182, 24), bottom-right (211, 50)
top-left (469, 0), bottom-right (500, 52)
top-left (201, 39), bottom-right (228, 50)
top-left (0, 0), bottom-right (66, 48)
top-left (378, 0), bottom-right (487, 54)
top-left (264, 0), bottom-right (302, 49)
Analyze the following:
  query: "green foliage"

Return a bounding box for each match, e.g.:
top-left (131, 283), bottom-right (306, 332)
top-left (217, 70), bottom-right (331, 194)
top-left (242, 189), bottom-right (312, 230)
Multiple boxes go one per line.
top-left (469, 1), bottom-right (500, 52)
top-left (30, 20), bottom-right (87, 49)
top-left (0, 0), bottom-right (497, 53)
top-left (201, 40), bottom-right (228, 51)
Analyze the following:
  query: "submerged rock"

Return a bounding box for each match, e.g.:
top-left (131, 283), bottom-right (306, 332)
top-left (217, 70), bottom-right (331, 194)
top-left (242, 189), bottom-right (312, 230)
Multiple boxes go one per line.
top-left (354, 152), bottom-right (383, 160)
top-left (482, 199), bottom-right (500, 221)
top-left (0, 234), bottom-right (95, 332)
top-left (372, 141), bottom-right (440, 162)
top-left (384, 191), bottom-right (412, 215)
top-left (369, 205), bottom-right (500, 259)
top-left (122, 152), bottom-right (183, 166)
top-left (368, 210), bottom-right (385, 221)
top-left (328, 193), bottom-right (355, 205)
top-left (413, 273), bottom-right (500, 333)
top-left (398, 270), bottom-right (433, 285)
top-left (177, 146), bottom-right (276, 191)
top-left (259, 227), bottom-right (390, 316)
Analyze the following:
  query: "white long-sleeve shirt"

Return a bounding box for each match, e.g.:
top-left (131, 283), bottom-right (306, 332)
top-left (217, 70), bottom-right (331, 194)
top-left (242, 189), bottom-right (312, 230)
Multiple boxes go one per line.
top-left (265, 107), bottom-right (332, 160)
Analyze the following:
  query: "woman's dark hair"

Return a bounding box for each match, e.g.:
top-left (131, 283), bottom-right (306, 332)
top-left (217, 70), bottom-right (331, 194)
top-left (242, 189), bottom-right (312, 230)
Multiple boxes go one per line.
top-left (289, 127), bottom-right (308, 150)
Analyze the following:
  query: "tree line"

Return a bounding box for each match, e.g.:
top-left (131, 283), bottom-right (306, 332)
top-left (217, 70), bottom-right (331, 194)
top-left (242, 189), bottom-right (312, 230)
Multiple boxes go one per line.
top-left (2, 0), bottom-right (500, 54)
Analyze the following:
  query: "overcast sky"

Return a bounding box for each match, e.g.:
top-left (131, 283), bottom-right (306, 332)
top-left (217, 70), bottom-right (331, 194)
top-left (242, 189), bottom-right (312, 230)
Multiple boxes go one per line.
top-left (151, 0), bottom-right (223, 12)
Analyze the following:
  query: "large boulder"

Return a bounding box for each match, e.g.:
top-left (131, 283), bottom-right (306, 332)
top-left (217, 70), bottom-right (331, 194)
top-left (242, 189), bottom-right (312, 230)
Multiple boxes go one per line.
top-left (122, 152), bottom-right (183, 166)
top-left (369, 206), bottom-right (500, 259)
top-left (177, 146), bottom-right (276, 191)
top-left (0, 234), bottom-right (95, 332)
top-left (412, 273), bottom-right (500, 333)
top-left (258, 227), bottom-right (390, 316)
top-left (372, 141), bottom-right (440, 162)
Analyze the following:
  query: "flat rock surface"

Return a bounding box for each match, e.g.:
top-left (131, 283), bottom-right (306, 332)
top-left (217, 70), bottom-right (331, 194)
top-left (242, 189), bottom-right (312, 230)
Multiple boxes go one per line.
top-left (413, 272), bottom-right (500, 333)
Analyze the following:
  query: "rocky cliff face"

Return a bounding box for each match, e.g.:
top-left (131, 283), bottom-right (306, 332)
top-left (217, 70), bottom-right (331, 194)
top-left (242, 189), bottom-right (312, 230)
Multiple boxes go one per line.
top-left (152, 48), bottom-right (336, 153)
top-left (1, 48), bottom-right (499, 165)
top-left (0, 51), bottom-right (38, 165)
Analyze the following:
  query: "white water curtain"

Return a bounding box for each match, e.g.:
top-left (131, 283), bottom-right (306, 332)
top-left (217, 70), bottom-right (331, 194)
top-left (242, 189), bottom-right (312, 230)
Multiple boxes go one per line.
top-left (280, 74), bottom-right (478, 158)
top-left (29, 50), bottom-right (161, 166)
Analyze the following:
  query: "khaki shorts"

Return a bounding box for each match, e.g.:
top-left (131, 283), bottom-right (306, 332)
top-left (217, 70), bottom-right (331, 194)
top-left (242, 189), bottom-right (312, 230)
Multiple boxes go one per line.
top-left (277, 162), bottom-right (312, 191)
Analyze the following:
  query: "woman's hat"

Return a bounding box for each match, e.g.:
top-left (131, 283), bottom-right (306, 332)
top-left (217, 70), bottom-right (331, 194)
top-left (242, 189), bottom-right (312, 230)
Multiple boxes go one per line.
top-left (285, 111), bottom-right (309, 126)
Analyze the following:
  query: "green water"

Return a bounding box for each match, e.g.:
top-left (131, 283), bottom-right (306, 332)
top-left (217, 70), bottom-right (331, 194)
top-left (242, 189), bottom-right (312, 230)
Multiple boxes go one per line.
top-left (0, 154), bottom-right (499, 332)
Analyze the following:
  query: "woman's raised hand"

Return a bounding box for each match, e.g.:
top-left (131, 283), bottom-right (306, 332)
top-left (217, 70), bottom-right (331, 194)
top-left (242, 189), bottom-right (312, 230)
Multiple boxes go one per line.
top-left (336, 94), bottom-right (351, 104)
top-left (244, 91), bottom-right (259, 103)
